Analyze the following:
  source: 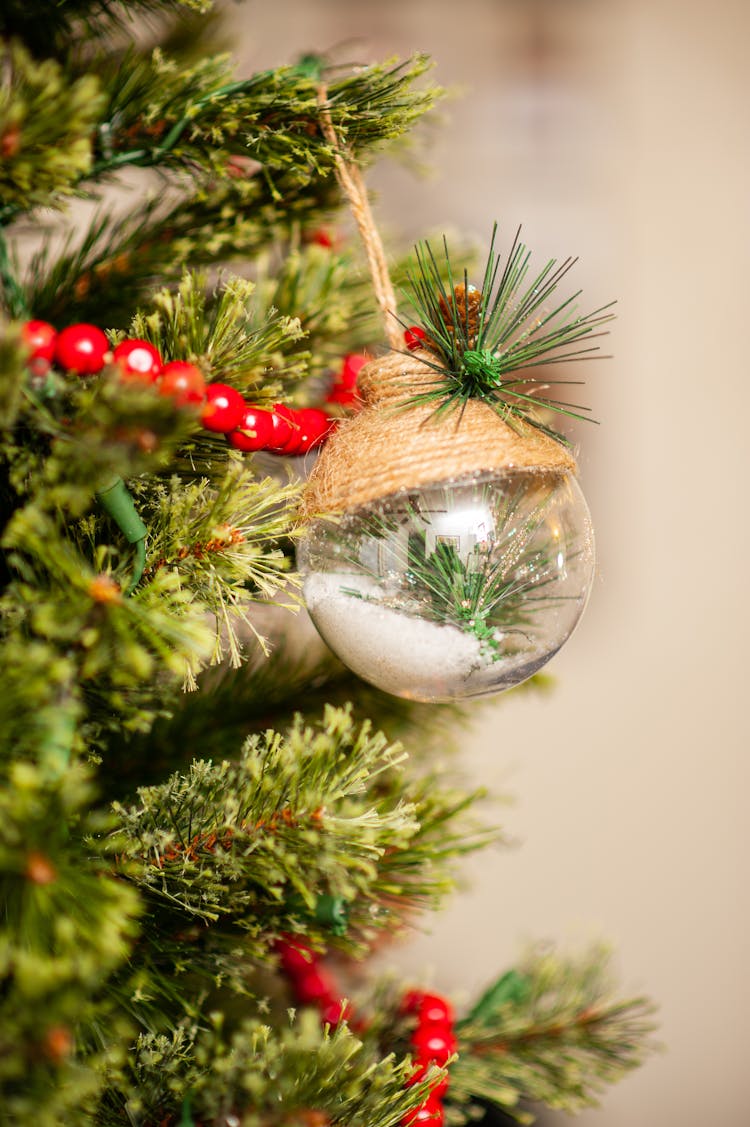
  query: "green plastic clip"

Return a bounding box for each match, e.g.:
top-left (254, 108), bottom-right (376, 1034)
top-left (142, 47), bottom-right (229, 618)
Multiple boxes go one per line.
top-left (296, 53), bottom-right (326, 82)
top-left (461, 969), bottom-right (531, 1026)
top-left (314, 893), bottom-right (348, 937)
top-left (178, 1095), bottom-right (194, 1127)
top-left (95, 476), bottom-right (148, 595)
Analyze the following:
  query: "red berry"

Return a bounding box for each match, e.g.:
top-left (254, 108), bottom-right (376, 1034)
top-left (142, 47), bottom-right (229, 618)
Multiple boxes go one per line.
top-left (402, 989), bottom-right (425, 1014)
top-left (55, 323), bottom-right (110, 375)
top-left (113, 339), bottom-right (162, 383)
top-left (201, 383), bottom-right (246, 433)
top-left (326, 353), bottom-right (368, 407)
top-left (401, 1097), bottom-right (444, 1126)
top-left (340, 353), bottom-right (368, 389)
top-left (402, 991), bottom-right (454, 1028)
top-left (21, 320), bottom-right (57, 367)
top-left (267, 404), bottom-right (300, 453)
top-left (227, 405), bottom-right (275, 452)
top-left (293, 408), bottom-right (334, 453)
top-left (158, 361), bottom-right (206, 405)
top-left (320, 998), bottom-right (352, 1026)
top-left (310, 228), bottom-right (334, 248)
top-left (406, 1064), bottom-right (449, 1099)
top-left (430, 1076), bottom-right (449, 1100)
top-left (294, 967), bottom-right (337, 1007)
top-left (325, 385), bottom-right (359, 407)
top-left (405, 326), bottom-right (427, 351)
top-left (275, 936), bottom-right (316, 975)
top-left (411, 1027), bottom-right (457, 1066)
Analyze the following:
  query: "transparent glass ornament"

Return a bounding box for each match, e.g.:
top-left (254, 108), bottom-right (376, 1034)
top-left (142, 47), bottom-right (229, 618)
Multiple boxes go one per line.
top-left (298, 470), bottom-right (595, 702)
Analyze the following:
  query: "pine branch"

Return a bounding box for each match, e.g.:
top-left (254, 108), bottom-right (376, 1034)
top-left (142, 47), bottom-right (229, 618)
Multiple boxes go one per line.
top-left (95, 645), bottom-right (471, 801)
top-left (97, 642), bottom-right (553, 800)
top-left (0, 50), bottom-right (439, 232)
top-left (0, 322), bottom-right (27, 430)
top-left (129, 269), bottom-right (309, 395)
top-left (0, 762), bottom-right (140, 1125)
top-left (2, 505), bottom-right (213, 705)
top-left (449, 949), bottom-right (658, 1122)
top-left (106, 1010), bottom-right (433, 1127)
top-left (140, 464), bottom-right (301, 668)
top-left (112, 705), bottom-right (488, 948)
top-left (22, 177), bottom-right (340, 329)
top-left (0, 42), bottom-right (105, 215)
top-left (88, 51), bottom-right (438, 182)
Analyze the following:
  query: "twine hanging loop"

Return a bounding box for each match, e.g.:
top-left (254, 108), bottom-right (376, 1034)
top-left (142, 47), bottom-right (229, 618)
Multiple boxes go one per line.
top-left (316, 85), bottom-right (402, 351)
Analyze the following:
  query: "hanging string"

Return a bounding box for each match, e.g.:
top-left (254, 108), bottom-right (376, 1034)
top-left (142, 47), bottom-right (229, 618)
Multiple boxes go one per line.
top-left (316, 85), bottom-right (402, 352)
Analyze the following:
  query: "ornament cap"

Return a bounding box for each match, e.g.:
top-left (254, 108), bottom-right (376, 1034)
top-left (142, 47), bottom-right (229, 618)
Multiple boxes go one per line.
top-left (301, 350), bottom-right (576, 518)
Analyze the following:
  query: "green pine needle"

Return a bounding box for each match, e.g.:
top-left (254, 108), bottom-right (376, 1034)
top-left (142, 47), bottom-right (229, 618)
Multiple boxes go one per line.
top-left (399, 223), bottom-right (615, 441)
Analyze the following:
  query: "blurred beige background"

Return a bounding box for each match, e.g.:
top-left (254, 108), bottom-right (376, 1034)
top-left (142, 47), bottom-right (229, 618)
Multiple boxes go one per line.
top-left (233, 1), bottom-right (749, 1124)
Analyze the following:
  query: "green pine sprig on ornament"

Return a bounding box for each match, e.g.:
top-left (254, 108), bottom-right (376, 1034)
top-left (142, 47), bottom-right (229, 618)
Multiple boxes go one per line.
top-left (399, 223), bottom-right (615, 442)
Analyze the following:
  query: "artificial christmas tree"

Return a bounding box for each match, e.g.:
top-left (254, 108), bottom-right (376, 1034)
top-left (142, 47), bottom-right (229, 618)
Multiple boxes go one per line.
top-left (0, 2), bottom-right (655, 1124)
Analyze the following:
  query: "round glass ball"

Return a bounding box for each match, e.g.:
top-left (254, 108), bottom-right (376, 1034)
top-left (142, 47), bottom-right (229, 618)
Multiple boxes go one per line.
top-left (297, 470), bottom-right (595, 702)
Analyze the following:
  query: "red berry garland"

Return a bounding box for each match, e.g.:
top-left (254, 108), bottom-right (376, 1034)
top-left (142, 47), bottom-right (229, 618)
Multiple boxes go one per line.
top-left (411, 1025), bottom-right (457, 1067)
top-left (275, 936), bottom-right (455, 1126)
top-left (20, 319), bottom-right (338, 459)
top-left (294, 408), bottom-right (335, 451)
top-left (402, 989), bottom-right (456, 1124)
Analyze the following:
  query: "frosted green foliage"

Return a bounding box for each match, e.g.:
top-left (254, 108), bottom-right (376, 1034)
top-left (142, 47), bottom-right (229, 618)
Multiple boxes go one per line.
top-left (119, 1010), bottom-right (432, 1127)
top-left (2, 359), bottom-right (198, 514)
top-left (0, 43), bottom-right (105, 212)
top-left (114, 705), bottom-right (458, 935)
top-left (0, 322), bottom-right (27, 428)
top-left (2, 505), bottom-right (213, 692)
top-left (450, 948), bottom-right (658, 1123)
top-left (0, 637), bottom-right (83, 775)
top-left (142, 464), bottom-right (301, 667)
top-left (22, 180), bottom-right (337, 329)
top-left (85, 49), bottom-right (437, 184)
top-left (260, 244), bottom-right (379, 379)
top-left (129, 270), bottom-right (307, 396)
top-left (0, 763), bottom-right (139, 1125)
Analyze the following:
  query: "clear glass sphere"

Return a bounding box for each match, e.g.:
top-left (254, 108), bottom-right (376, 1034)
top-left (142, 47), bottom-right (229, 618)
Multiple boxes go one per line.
top-left (297, 470), bottom-right (595, 702)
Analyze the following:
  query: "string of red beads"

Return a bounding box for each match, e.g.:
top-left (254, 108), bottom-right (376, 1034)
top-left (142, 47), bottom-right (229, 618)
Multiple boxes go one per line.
top-left (20, 320), bottom-right (342, 458)
top-left (400, 990), bottom-right (456, 1126)
top-left (275, 936), bottom-right (454, 1126)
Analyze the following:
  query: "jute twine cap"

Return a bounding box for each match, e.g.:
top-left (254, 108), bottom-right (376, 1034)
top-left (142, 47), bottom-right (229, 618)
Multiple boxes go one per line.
top-left (301, 349), bottom-right (577, 518)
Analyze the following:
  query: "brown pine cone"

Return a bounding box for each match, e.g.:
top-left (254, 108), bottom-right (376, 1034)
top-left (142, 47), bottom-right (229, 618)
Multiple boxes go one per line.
top-left (438, 282), bottom-right (482, 346)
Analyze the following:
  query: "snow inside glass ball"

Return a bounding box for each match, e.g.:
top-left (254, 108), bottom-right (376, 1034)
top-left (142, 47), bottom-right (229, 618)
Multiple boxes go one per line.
top-left (298, 469), bottom-right (595, 702)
